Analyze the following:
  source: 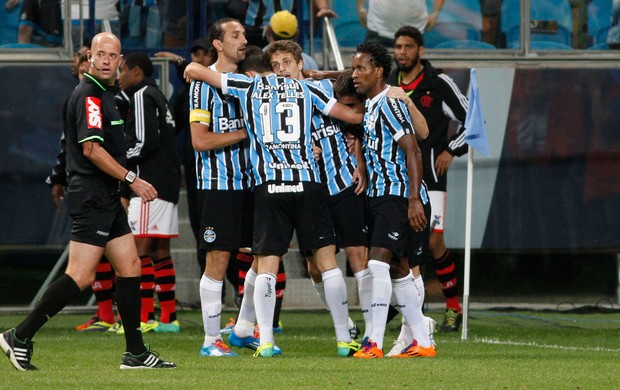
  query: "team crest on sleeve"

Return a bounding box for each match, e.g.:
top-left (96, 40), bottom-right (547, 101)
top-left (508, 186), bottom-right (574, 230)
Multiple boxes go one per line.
top-left (86, 96), bottom-right (102, 129)
top-left (203, 227), bottom-right (216, 243)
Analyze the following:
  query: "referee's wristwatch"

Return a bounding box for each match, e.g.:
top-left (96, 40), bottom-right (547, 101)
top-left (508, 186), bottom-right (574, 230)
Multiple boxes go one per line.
top-left (124, 170), bottom-right (137, 184)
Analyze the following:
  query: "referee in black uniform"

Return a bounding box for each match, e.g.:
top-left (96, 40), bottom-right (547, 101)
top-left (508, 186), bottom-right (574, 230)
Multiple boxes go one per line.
top-left (1, 32), bottom-right (175, 371)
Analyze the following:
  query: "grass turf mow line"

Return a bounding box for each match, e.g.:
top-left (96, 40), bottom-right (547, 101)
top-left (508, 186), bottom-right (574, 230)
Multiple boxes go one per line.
top-left (472, 336), bottom-right (620, 353)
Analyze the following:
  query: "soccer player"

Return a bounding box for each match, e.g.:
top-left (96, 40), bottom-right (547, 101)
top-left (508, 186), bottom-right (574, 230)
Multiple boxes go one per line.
top-left (118, 52), bottom-right (181, 333)
top-left (0, 32), bottom-right (174, 370)
top-left (189, 18), bottom-right (252, 357)
top-left (350, 41), bottom-right (435, 359)
top-left (184, 43), bottom-right (363, 358)
top-left (388, 25), bottom-right (469, 332)
top-left (264, 42), bottom-right (369, 344)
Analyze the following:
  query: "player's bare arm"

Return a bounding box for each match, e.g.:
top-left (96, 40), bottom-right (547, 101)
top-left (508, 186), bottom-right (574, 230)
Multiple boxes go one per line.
top-left (397, 134), bottom-right (427, 231)
top-left (326, 102), bottom-right (364, 124)
top-left (351, 138), bottom-right (367, 195)
top-left (189, 122), bottom-right (248, 151)
top-left (82, 141), bottom-right (157, 203)
top-left (184, 62), bottom-right (223, 88)
top-left (387, 86), bottom-right (429, 140)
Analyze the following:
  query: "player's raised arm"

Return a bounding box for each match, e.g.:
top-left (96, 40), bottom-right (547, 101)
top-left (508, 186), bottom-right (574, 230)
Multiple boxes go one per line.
top-left (326, 101), bottom-right (364, 125)
top-left (184, 62), bottom-right (223, 89)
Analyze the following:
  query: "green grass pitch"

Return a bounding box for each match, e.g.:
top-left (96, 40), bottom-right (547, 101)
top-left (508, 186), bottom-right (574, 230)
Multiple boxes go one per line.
top-left (1, 309), bottom-right (620, 389)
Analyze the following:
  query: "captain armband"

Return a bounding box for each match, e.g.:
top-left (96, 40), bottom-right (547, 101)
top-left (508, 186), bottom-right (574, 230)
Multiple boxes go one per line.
top-left (189, 109), bottom-right (211, 124)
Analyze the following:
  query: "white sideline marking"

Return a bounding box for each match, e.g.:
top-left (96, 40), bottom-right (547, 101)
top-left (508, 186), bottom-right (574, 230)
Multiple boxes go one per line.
top-left (472, 337), bottom-right (620, 353)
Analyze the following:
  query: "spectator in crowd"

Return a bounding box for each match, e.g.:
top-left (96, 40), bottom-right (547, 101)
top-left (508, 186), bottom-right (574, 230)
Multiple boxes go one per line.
top-left (607, 0), bottom-right (620, 49)
top-left (15, 0), bottom-right (62, 46)
top-left (243, 0), bottom-right (336, 47)
top-left (265, 10), bottom-right (319, 70)
top-left (357, 0), bottom-right (444, 47)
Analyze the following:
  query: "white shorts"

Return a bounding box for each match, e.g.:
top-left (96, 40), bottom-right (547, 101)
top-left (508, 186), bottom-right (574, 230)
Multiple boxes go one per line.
top-left (127, 197), bottom-right (179, 238)
top-left (429, 191), bottom-right (446, 233)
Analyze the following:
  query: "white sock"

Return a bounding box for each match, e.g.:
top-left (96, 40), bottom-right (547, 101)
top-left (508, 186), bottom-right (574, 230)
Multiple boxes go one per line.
top-left (312, 279), bottom-right (328, 309)
top-left (392, 272), bottom-right (430, 348)
top-left (254, 273), bottom-right (276, 345)
top-left (413, 274), bottom-right (425, 305)
top-left (367, 260), bottom-right (391, 349)
top-left (235, 268), bottom-right (257, 338)
top-left (389, 290), bottom-right (413, 344)
top-left (396, 315), bottom-right (413, 344)
top-left (354, 268), bottom-right (373, 340)
top-left (322, 268), bottom-right (350, 343)
top-left (199, 275), bottom-right (223, 346)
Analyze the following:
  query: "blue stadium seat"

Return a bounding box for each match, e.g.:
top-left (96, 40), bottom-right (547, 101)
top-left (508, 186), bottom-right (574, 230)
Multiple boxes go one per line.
top-left (588, 0), bottom-right (612, 45)
top-left (529, 40), bottom-right (573, 50)
top-left (434, 39), bottom-right (496, 49)
top-left (502, 0), bottom-right (573, 48)
top-left (0, 43), bottom-right (43, 48)
top-left (587, 42), bottom-right (610, 50)
top-left (424, 22), bottom-right (481, 48)
top-left (424, 0), bottom-right (482, 48)
top-left (0, 0), bottom-right (21, 45)
top-left (331, 0), bottom-right (366, 48)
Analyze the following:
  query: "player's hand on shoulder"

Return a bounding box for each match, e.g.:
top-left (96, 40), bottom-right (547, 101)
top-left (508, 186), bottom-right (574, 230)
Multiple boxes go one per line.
top-left (386, 86), bottom-right (412, 106)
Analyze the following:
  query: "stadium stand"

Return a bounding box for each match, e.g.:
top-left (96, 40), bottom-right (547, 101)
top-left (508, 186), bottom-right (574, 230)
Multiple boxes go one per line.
top-left (331, 0), bottom-right (366, 48)
top-left (588, 0), bottom-right (612, 46)
top-left (434, 39), bottom-right (496, 49)
top-left (502, 0), bottom-right (573, 48)
top-left (0, 0), bottom-right (20, 45)
top-left (423, 0), bottom-right (483, 48)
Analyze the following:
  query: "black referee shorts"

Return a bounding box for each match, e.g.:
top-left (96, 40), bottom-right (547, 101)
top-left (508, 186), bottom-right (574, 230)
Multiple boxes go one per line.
top-left (66, 175), bottom-right (131, 247)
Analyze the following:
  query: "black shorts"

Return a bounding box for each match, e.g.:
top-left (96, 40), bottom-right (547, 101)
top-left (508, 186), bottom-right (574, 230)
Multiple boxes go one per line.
top-left (19, 0), bottom-right (63, 42)
top-left (367, 195), bottom-right (410, 257)
top-left (253, 181), bottom-right (335, 256)
top-left (329, 185), bottom-right (367, 249)
top-left (405, 196), bottom-right (432, 268)
top-left (198, 189), bottom-right (253, 251)
top-left (66, 175), bottom-right (131, 247)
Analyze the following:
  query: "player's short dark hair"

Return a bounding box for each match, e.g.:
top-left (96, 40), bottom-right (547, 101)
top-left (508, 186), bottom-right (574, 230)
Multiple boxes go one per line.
top-left (333, 69), bottom-right (365, 101)
top-left (239, 45), bottom-right (271, 74)
top-left (208, 17), bottom-right (242, 60)
top-left (123, 51), bottom-right (153, 78)
top-left (265, 39), bottom-right (303, 64)
top-left (355, 41), bottom-right (392, 80)
top-left (394, 25), bottom-right (424, 47)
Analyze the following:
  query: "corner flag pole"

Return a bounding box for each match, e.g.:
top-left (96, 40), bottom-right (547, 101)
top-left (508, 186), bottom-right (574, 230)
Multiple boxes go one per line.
top-left (461, 147), bottom-right (474, 341)
top-left (460, 67), bottom-right (489, 341)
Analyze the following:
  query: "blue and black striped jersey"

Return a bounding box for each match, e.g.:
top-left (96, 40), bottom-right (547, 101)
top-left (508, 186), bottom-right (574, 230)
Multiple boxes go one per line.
top-left (363, 86), bottom-right (415, 198)
top-left (189, 69), bottom-right (251, 191)
top-left (309, 79), bottom-right (358, 196)
top-left (222, 73), bottom-right (336, 186)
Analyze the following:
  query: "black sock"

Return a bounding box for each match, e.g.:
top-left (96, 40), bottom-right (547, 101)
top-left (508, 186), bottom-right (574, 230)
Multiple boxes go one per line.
top-left (115, 276), bottom-right (146, 355)
top-left (16, 274), bottom-right (81, 340)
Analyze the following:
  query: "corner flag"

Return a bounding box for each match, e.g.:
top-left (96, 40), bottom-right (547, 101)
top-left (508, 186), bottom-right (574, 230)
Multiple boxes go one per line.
top-left (464, 68), bottom-right (490, 157)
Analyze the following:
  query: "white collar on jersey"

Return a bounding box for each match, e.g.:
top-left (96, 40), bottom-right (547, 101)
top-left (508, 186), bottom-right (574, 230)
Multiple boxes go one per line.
top-left (368, 86), bottom-right (390, 109)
